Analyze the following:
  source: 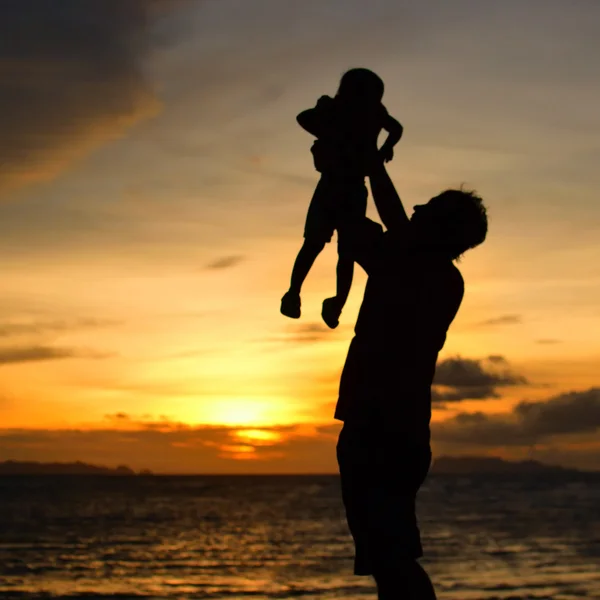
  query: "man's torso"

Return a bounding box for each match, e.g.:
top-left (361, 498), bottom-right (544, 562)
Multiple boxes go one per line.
top-left (334, 234), bottom-right (464, 440)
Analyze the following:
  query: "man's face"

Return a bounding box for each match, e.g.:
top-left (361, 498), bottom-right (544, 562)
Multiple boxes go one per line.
top-left (410, 195), bottom-right (457, 243)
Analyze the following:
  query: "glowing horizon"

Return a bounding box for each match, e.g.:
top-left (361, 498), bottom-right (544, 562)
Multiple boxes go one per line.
top-left (1, 0), bottom-right (599, 473)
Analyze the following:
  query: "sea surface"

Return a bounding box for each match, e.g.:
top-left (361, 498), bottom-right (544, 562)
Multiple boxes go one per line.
top-left (0, 473), bottom-right (599, 599)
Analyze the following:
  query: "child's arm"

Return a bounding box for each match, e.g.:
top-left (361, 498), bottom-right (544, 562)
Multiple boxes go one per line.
top-left (382, 114), bottom-right (403, 147)
top-left (379, 111), bottom-right (404, 162)
top-left (296, 95), bottom-right (334, 138)
top-left (296, 109), bottom-right (321, 137)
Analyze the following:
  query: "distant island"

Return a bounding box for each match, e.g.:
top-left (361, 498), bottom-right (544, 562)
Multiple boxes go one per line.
top-left (430, 455), bottom-right (583, 475)
top-left (0, 461), bottom-right (153, 476)
top-left (0, 457), bottom-right (592, 476)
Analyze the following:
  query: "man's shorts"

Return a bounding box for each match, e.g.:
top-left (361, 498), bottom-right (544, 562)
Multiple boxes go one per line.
top-left (336, 422), bottom-right (432, 576)
top-left (304, 175), bottom-right (368, 247)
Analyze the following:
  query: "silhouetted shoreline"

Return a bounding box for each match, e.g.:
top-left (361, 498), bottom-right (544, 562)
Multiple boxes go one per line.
top-left (430, 455), bottom-right (587, 475)
top-left (0, 457), bottom-right (596, 476)
top-left (0, 460), bottom-right (151, 476)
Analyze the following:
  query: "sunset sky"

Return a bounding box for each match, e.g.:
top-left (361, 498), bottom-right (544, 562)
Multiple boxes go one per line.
top-left (1, 0), bottom-right (599, 473)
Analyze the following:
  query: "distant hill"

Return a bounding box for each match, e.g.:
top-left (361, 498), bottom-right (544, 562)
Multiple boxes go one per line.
top-left (431, 455), bottom-right (581, 475)
top-left (0, 461), bottom-right (149, 475)
top-left (0, 458), bottom-right (590, 476)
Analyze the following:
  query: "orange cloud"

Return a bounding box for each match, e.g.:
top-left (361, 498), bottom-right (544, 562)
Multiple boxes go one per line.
top-left (3, 387), bottom-right (600, 474)
top-left (0, 423), bottom-right (338, 473)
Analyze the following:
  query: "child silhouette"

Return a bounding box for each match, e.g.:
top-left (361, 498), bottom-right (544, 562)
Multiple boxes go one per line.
top-left (281, 68), bottom-right (403, 328)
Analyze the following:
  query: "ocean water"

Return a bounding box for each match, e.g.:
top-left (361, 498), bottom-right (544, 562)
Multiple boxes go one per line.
top-left (0, 473), bottom-right (599, 600)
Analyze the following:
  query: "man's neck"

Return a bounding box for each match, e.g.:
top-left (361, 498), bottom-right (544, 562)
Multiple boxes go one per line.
top-left (410, 238), bottom-right (453, 261)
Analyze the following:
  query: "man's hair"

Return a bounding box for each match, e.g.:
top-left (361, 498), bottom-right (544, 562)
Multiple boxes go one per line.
top-left (337, 68), bottom-right (384, 101)
top-left (436, 188), bottom-right (488, 261)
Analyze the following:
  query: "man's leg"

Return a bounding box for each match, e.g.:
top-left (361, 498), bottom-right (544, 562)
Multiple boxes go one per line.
top-left (368, 437), bottom-right (434, 600)
top-left (336, 423), bottom-right (374, 577)
top-left (374, 560), bottom-right (437, 600)
top-left (335, 254), bottom-right (354, 306)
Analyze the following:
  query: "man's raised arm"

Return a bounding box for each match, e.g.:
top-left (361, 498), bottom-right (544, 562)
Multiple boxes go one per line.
top-left (368, 160), bottom-right (410, 233)
top-left (339, 217), bottom-right (384, 276)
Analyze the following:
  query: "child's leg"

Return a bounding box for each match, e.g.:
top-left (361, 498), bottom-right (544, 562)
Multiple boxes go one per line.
top-left (289, 240), bottom-right (326, 296)
top-left (281, 239), bottom-right (326, 319)
top-left (321, 252), bottom-right (352, 329)
top-left (282, 177), bottom-right (335, 319)
top-left (321, 179), bottom-right (368, 328)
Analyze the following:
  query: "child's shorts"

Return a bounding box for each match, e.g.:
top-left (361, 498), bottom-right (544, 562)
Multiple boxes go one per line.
top-left (303, 175), bottom-right (368, 247)
top-left (336, 422), bottom-right (432, 576)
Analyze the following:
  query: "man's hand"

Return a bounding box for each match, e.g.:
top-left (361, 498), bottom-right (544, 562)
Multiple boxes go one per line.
top-left (368, 157), bottom-right (410, 233)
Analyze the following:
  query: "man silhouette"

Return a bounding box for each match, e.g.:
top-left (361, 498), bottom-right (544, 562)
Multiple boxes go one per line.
top-left (333, 155), bottom-right (488, 599)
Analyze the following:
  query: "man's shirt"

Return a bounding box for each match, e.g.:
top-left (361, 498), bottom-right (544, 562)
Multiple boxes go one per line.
top-left (334, 219), bottom-right (464, 441)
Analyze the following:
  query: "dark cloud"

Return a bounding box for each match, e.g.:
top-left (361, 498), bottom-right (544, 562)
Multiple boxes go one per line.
top-left (487, 355), bottom-right (507, 364)
top-left (432, 355), bottom-right (528, 403)
top-left (0, 318), bottom-right (121, 338)
top-left (536, 339), bottom-right (562, 345)
top-left (275, 322), bottom-right (348, 344)
top-left (475, 314), bottom-right (522, 327)
top-left (105, 412), bottom-right (131, 422)
top-left (315, 423), bottom-right (343, 437)
top-left (258, 322), bottom-right (348, 346)
top-left (0, 345), bottom-right (113, 365)
top-left (291, 323), bottom-right (336, 340)
top-left (432, 386), bottom-right (500, 403)
top-left (433, 387), bottom-right (600, 446)
top-left (515, 389), bottom-right (600, 438)
top-left (0, 0), bottom-right (186, 196)
top-left (205, 255), bottom-right (245, 270)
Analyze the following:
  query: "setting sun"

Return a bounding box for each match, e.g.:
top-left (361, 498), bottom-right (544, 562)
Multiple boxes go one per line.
top-left (234, 429), bottom-right (283, 445)
top-left (198, 398), bottom-right (297, 427)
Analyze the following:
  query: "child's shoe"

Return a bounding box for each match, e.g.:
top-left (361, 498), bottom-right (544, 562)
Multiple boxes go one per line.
top-left (281, 291), bottom-right (301, 319)
top-left (321, 296), bottom-right (343, 329)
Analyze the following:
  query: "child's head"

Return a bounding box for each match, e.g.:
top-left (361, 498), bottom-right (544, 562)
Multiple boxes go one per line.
top-left (410, 188), bottom-right (488, 260)
top-left (337, 68), bottom-right (384, 104)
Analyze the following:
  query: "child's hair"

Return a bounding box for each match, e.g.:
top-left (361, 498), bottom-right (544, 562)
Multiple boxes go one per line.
top-left (337, 68), bottom-right (384, 103)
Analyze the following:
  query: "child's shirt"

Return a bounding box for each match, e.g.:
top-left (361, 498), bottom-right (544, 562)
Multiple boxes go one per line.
top-left (297, 95), bottom-right (391, 174)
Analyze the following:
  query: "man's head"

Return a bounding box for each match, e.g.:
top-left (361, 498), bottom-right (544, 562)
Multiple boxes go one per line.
top-left (410, 188), bottom-right (488, 260)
